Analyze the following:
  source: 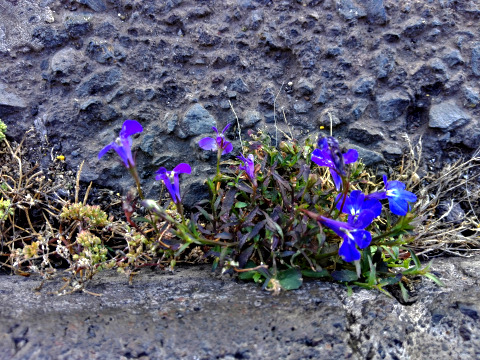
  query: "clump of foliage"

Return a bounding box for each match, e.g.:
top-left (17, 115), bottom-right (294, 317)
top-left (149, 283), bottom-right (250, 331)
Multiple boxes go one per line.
top-left (96, 120), bottom-right (443, 299)
top-left (5, 116), bottom-right (474, 299)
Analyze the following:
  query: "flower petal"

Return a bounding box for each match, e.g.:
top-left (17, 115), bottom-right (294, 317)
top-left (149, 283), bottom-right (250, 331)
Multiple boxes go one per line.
top-left (199, 137), bottom-right (217, 151)
top-left (98, 143), bottom-right (114, 159)
top-left (222, 123), bottom-right (231, 134)
top-left (352, 229), bottom-right (371, 249)
top-left (155, 167), bottom-right (167, 176)
top-left (120, 120), bottom-right (143, 138)
top-left (173, 163), bottom-right (192, 174)
top-left (387, 180), bottom-right (406, 191)
top-left (155, 170), bottom-right (177, 203)
top-left (364, 199), bottom-right (382, 218)
top-left (400, 189), bottom-right (417, 203)
top-left (343, 149), bottom-right (358, 164)
top-left (311, 148), bottom-right (333, 167)
top-left (365, 191), bottom-right (387, 201)
top-left (222, 141), bottom-right (233, 155)
top-left (353, 210), bottom-right (376, 229)
top-left (348, 190), bottom-right (364, 213)
top-left (388, 197), bottom-right (409, 216)
top-left (330, 168), bottom-right (343, 191)
top-left (339, 238), bottom-right (361, 262)
top-left (111, 142), bottom-right (130, 167)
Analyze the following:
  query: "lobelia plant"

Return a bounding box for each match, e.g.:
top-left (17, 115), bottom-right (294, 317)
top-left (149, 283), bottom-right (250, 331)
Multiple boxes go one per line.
top-left (93, 119), bottom-right (443, 299)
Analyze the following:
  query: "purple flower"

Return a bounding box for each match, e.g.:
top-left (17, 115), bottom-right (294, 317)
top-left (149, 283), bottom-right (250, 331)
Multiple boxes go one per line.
top-left (318, 211), bottom-right (374, 262)
top-left (198, 124), bottom-right (233, 155)
top-left (155, 163), bottom-right (191, 203)
top-left (366, 176), bottom-right (417, 216)
top-left (311, 137), bottom-right (358, 190)
top-left (98, 120), bottom-right (143, 168)
top-left (238, 153), bottom-right (256, 184)
top-left (336, 190), bottom-right (382, 225)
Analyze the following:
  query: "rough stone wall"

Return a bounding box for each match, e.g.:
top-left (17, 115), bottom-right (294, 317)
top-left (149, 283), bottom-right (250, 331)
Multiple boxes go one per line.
top-left (1, 0), bottom-right (479, 203)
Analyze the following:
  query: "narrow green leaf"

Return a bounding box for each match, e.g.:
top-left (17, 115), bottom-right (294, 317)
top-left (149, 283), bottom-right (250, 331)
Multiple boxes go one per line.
top-left (367, 256), bottom-right (377, 286)
top-left (195, 206), bottom-right (213, 222)
top-left (409, 250), bottom-right (422, 269)
top-left (399, 282), bottom-right (409, 303)
top-left (424, 273), bottom-right (445, 287)
top-left (130, 216), bottom-right (153, 225)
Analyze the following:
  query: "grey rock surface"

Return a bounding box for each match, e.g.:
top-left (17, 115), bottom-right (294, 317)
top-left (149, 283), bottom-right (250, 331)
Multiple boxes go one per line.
top-left (181, 104), bottom-right (217, 137)
top-left (0, 0), bottom-right (54, 53)
top-left (1, 0), bottom-right (480, 198)
top-left (0, 83), bottom-right (26, 116)
top-left (429, 101), bottom-right (471, 131)
top-left (377, 92), bottom-right (410, 122)
top-left (0, 256), bottom-right (479, 359)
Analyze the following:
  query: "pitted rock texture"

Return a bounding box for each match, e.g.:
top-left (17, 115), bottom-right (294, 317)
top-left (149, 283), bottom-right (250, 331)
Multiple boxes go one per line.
top-left (1, 0), bottom-right (480, 200)
top-left (0, 256), bottom-right (479, 359)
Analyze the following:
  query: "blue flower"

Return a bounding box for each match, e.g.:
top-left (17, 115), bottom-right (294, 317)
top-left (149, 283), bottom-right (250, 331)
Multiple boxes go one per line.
top-left (155, 163), bottom-right (191, 204)
top-left (336, 190), bottom-right (382, 226)
top-left (318, 211), bottom-right (374, 262)
top-left (366, 176), bottom-right (417, 216)
top-left (98, 120), bottom-right (143, 168)
top-left (198, 124), bottom-right (233, 155)
top-left (311, 137), bottom-right (358, 190)
top-left (383, 175), bottom-right (417, 216)
top-left (238, 153), bottom-right (256, 184)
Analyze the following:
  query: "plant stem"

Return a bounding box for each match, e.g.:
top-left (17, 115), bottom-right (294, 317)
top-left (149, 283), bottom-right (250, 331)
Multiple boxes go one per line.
top-left (176, 201), bottom-right (187, 227)
top-left (216, 148), bottom-right (222, 178)
top-left (129, 166), bottom-right (144, 200)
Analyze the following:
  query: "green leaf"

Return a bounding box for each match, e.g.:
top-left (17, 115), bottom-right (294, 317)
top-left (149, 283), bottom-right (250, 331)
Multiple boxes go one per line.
top-left (206, 178), bottom-right (216, 194)
top-left (130, 216), bottom-right (153, 225)
top-left (301, 269), bottom-right (330, 278)
top-left (253, 272), bottom-right (263, 283)
top-left (238, 261), bottom-right (257, 280)
top-left (331, 270), bottom-right (359, 282)
top-left (367, 256), bottom-right (377, 286)
top-left (399, 282), bottom-right (409, 303)
top-left (424, 273), bottom-right (445, 287)
top-left (409, 249), bottom-right (422, 269)
top-left (195, 206), bottom-right (213, 222)
top-left (235, 202), bottom-right (248, 208)
top-left (277, 268), bottom-right (303, 290)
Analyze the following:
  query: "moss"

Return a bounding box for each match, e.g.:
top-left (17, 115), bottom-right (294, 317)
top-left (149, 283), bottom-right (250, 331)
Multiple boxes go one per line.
top-left (0, 119), bottom-right (6, 142)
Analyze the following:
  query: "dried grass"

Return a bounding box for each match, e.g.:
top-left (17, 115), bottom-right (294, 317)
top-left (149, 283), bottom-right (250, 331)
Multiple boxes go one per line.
top-left (395, 135), bottom-right (480, 258)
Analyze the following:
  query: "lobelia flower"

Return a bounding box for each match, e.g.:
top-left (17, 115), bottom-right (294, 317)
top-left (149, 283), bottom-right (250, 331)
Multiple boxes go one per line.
top-left (98, 120), bottom-right (143, 168)
top-left (336, 190), bottom-right (382, 225)
top-left (198, 124), bottom-right (233, 155)
top-left (318, 210), bottom-right (375, 262)
top-left (238, 153), bottom-right (256, 185)
top-left (311, 137), bottom-right (358, 190)
top-left (366, 175), bottom-right (417, 216)
top-left (155, 163), bottom-right (191, 204)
